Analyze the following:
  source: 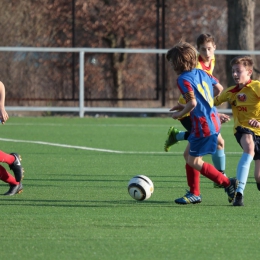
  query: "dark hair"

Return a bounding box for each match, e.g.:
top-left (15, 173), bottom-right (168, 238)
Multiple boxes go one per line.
top-left (166, 42), bottom-right (197, 73)
top-left (196, 33), bottom-right (215, 49)
top-left (230, 56), bottom-right (253, 70)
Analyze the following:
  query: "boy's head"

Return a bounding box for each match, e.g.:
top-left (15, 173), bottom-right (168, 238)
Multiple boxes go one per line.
top-left (196, 33), bottom-right (216, 62)
top-left (230, 56), bottom-right (253, 85)
top-left (166, 42), bottom-right (197, 74)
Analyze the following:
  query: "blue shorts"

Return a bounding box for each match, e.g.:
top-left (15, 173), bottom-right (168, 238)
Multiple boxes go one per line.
top-left (188, 133), bottom-right (218, 157)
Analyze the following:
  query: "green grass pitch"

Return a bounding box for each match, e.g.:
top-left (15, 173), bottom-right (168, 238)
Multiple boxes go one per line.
top-left (0, 116), bottom-right (259, 260)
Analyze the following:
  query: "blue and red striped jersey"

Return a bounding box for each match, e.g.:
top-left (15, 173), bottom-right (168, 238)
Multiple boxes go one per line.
top-left (177, 68), bottom-right (220, 138)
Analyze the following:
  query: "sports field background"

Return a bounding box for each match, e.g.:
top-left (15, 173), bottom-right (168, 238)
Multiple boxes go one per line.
top-left (0, 116), bottom-right (259, 260)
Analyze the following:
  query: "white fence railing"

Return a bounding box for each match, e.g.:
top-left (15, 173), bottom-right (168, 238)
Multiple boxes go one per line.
top-left (1, 47), bottom-right (257, 117)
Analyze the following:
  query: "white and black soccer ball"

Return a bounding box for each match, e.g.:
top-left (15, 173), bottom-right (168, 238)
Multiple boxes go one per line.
top-left (128, 175), bottom-right (154, 201)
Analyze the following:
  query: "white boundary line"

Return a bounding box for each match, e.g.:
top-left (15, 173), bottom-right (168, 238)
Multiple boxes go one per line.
top-left (0, 137), bottom-right (242, 155)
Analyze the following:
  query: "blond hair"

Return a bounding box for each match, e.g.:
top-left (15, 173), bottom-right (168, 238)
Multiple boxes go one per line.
top-left (230, 56), bottom-right (253, 70)
top-left (166, 42), bottom-right (197, 73)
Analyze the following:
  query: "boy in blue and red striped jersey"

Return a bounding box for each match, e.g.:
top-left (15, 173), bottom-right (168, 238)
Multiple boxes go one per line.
top-left (215, 56), bottom-right (260, 206)
top-left (166, 41), bottom-right (237, 204)
top-left (165, 33), bottom-right (229, 188)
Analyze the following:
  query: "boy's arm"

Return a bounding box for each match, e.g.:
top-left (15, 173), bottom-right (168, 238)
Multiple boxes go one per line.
top-left (213, 85), bottom-right (231, 106)
top-left (171, 94), bottom-right (196, 119)
top-left (213, 82), bottom-right (223, 97)
top-left (0, 81), bottom-right (9, 124)
top-left (214, 92), bottom-right (227, 106)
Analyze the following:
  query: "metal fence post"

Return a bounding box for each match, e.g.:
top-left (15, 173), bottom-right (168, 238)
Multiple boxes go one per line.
top-left (79, 51), bottom-right (85, 118)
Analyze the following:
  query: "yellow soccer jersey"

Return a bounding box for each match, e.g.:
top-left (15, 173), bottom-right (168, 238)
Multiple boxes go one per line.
top-left (214, 80), bottom-right (260, 135)
top-left (177, 54), bottom-right (216, 119)
top-left (196, 54), bottom-right (215, 75)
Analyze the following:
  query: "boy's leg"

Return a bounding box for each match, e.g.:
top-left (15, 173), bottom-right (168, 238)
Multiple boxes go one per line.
top-left (175, 134), bottom-right (237, 204)
top-left (0, 151), bottom-right (16, 164)
top-left (233, 132), bottom-right (255, 206)
top-left (0, 165), bottom-right (23, 195)
top-left (233, 153), bottom-right (253, 206)
top-left (233, 152), bottom-right (253, 207)
top-left (0, 151), bottom-right (24, 182)
top-left (164, 116), bottom-right (192, 152)
top-left (200, 162), bottom-right (230, 186)
top-left (211, 134), bottom-right (226, 188)
top-left (211, 149), bottom-right (225, 172)
top-left (9, 153), bottom-right (24, 182)
top-left (175, 163), bottom-right (201, 205)
top-left (186, 163), bottom-right (200, 196)
top-left (211, 148), bottom-right (226, 188)
top-left (175, 144), bottom-right (201, 204)
top-left (200, 162), bottom-right (237, 203)
top-left (255, 160), bottom-right (260, 191)
top-left (164, 126), bottom-right (180, 152)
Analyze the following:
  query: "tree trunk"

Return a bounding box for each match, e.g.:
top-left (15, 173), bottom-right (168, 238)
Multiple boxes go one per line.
top-left (105, 34), bottom-right (127, 107)
top-left (226, 0), bottom-right (257, 87)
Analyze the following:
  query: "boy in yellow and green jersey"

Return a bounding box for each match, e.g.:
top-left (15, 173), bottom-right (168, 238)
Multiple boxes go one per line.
top-left (165, 33), bottom-right (229, 188)
top-left (214, 55), bottom-right (260, 206)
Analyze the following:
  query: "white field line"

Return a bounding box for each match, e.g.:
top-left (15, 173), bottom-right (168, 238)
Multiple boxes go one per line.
top-left (4, 123), bottom-right (233, 128)
top-left (0, 137), bottom-right (242, 155)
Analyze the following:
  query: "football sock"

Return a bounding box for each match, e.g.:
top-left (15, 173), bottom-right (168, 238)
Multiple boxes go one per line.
top-left (211, 148), bottom-right (225, 172)
top-left (184, 132), bottom-right (190, 140)
top-left (200, 162), bottom-right (230, 187)
top-left (257, 183), bottom-right (260, 191)
top-left (176, 131), bottom-right (185, 141)
top-left (185, 163), bottom-right (200, 196)
top-left (0, 151), bottom-right (15, 165)
top-left (236, 153), bottom-right (253, 194)
top-left (0, 165), bottom-right (19, 185)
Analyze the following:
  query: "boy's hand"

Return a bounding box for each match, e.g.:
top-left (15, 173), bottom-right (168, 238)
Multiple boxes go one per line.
top-left (169, 102), bottom-right (185, 112)
top-left (171, 111), bottom-right (183, 120)
top-left (0, 106), bottom-right (9, 124)
top-left (219, 113), bottom-right (230, 124)
top-left (249, 119), bottom-right (260, 128)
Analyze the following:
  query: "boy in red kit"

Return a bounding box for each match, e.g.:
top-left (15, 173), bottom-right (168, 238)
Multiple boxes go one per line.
top-left (166, 41), bottom-right (237, 204)
top-left (0, 81), bottom-right (24, 195)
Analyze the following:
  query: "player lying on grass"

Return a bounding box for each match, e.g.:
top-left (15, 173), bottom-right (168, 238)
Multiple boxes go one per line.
top-left (164, 33), bottom-right (229, 188)
top-left (0, 81), bottom-right (24, 195)
top-left (166, 41), bottom-right (237, 205)
top-left (214, 55), bottom-right (260, 206)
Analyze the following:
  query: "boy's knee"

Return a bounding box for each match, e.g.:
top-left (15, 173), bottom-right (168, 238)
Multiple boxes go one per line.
top-left (217, 137), bottom-right (225, 150)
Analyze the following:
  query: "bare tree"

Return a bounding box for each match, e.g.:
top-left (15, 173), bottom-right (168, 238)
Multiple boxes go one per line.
top-left (2, 0), bottom-right (259, 110)
top-left (226, 0), bottom-right (257, 87)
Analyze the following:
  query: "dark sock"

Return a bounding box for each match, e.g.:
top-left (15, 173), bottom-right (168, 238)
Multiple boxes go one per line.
top-left (184, 132), bottom-right (190, 140)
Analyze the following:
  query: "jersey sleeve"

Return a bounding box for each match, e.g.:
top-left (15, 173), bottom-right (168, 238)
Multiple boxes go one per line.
top-left (214, 88), bottom-right (229, 106)
top-left (204, 71), bottom-right (218, 85)
top-left (177, 78), bottom-right (193, 96)
top-left (251, 81), bottom-right (260, 97)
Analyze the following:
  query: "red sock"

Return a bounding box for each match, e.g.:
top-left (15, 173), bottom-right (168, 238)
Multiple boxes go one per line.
top-left (0, 151), bottom-right (15, 165)
top-left (0, 165), bottom-right (19, 185)
top-left (200, 162), bottom-right (230, 187)
top-left (186, 163), bottom-right (200, 196)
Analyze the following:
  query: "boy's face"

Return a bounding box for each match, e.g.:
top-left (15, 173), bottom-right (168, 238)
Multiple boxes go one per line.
top-left (198, 41), bottom-right (216, 62)
top-left (232, 64), bottom-right (252, 85)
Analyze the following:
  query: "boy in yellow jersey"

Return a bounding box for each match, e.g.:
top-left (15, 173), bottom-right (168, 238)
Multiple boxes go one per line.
top-left (214, 56), bottom-right (260, 206)
top-left (165, 33), bottom-right (229, 188)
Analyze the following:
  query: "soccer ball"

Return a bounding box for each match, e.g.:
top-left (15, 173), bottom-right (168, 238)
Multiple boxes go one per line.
top-left (128, 175), bottom-right (154, 201)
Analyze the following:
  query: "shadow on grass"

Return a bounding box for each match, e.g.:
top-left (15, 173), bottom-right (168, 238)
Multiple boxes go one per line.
top-left (0, 198), bottom-right (233, 208)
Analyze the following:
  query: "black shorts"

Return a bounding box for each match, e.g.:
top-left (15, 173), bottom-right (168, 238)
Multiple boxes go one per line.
top-left (179, 116), bottom-right (192, 132)
top-left (234, 126), bottom-right (260, 160)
